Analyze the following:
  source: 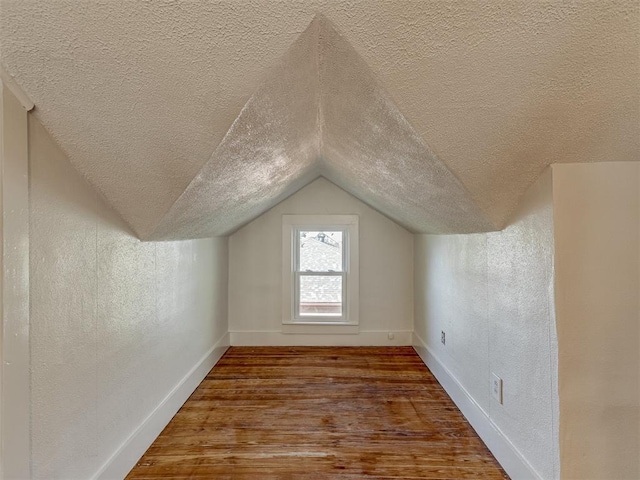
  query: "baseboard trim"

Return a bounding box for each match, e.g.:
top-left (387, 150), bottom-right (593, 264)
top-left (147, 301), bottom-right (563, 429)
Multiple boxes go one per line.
top-left (93, 332), bottom-right (230, 480)
top-left (412, 332), bottom-right (542, 480)
top-left (230, 330), bottom-right (412, 346)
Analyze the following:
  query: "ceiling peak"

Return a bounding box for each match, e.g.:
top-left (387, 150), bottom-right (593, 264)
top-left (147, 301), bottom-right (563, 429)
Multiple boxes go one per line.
top-left (6, 4), bottom-right (627, 240)
top-left (148, 15), bottom-right (495, 240)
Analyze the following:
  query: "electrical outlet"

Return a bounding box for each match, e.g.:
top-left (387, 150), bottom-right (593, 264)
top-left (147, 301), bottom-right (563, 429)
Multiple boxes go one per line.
top-left (441, 331), bottom-right (446, 345)
top-left (387, 332), bottom-right (395, 340)
top-left (491, 373), bottom-right (503, 404)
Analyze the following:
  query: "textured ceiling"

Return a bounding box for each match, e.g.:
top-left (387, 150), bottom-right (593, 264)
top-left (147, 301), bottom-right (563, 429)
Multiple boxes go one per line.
top-left (1, 1), bottom-right (638, 239)
top-left (151, 16), bottom-right (493, 239)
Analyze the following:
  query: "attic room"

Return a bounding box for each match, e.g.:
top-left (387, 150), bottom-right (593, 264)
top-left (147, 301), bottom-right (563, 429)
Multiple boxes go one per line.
top-left (0, 2), bottom-right (638, 480)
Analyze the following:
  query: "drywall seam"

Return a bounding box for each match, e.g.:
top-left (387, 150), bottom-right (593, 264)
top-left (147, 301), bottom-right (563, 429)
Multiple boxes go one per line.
top-left (412, 332), bottom-right (543, 480)
top-left (92, 333), bottom-right (230, 480)
top-left (229, 330), bottom-right (412, 347)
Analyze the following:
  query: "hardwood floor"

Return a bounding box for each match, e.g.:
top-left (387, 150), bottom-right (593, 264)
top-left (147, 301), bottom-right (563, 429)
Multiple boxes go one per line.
top-left (126, 347), bottom-right (509, 479)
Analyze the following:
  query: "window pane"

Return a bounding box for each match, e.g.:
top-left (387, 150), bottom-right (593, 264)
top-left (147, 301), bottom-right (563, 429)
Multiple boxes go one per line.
top-left (299, 275), bottom-right (342, 316)
top-left (298, 231), bottom-right (343, 272)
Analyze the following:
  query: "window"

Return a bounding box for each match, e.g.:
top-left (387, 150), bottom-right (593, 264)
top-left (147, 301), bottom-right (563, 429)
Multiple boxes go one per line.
top-left (282, 215), bottom-right (359, 327)
top-left (296, 229), bottom-right (344, 318)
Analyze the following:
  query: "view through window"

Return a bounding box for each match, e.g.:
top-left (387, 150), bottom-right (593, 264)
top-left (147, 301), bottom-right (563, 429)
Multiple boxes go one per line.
top-left (297, 230), bottom-right (345, 317)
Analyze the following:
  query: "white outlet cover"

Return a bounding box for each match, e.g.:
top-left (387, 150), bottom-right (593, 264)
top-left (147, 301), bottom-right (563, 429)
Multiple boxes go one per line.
top-left (491, 373), bottom-right (503, 404)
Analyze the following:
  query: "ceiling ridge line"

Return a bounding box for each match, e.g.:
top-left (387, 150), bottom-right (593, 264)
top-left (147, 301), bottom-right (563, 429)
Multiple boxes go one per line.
top-left (314, 14), bottom-right (325, 167)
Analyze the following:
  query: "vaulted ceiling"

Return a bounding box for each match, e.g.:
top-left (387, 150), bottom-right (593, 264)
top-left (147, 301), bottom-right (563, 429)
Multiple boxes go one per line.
top-left (1, 1), bottom-right (637, 240)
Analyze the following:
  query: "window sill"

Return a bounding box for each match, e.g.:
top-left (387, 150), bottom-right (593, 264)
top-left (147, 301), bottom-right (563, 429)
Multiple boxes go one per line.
top-left (281, 323), bottom-right (359, 335)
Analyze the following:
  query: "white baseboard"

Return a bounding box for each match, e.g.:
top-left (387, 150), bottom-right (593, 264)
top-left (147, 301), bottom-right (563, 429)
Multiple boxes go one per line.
top-left (230, 330), bottom-right (412, 346)
top-left (93, 332), bottom-right (230, 480)
top-left (412, 332), bottom-right (542, 480)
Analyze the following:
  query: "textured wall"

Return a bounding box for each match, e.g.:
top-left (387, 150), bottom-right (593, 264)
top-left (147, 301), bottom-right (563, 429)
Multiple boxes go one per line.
top-left (28, 116), bottom-right (229, 480)
top-left (414, 169), bottom-right (559, 479)
top-left (228, 177), bottom-right (413, 344)
top-left (553, 162), bottom-right (639, 480)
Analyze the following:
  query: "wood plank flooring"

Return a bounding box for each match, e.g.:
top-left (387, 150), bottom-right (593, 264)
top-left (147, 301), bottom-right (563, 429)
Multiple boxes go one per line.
top-left (126, 347), bottom-right (509, 479)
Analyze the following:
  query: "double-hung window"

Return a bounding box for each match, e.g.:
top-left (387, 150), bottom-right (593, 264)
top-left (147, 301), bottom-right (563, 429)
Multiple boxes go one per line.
top-left (282, 215), bottom-right (359, 327)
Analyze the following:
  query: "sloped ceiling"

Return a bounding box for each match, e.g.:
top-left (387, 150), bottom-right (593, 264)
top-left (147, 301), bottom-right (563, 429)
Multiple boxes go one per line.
top-left (151, 16), bottom-right (493, 240)
top-left (1, 1), bottom-right (638, 240)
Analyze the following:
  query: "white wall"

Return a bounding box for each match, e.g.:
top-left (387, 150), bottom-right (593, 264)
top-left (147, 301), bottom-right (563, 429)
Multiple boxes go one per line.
top-left (414, 169), bottom-right (559, 480)
top-left (553, 162), bottom-right (639, 480)
top-left (229, 177), bottom-right (413, 345)
top-left (28, 116), bottom-right (229, 480)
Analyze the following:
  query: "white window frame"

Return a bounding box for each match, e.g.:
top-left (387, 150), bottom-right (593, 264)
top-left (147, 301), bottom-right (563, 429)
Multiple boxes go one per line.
top-left (282, 215), bottom-right (359, 329)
